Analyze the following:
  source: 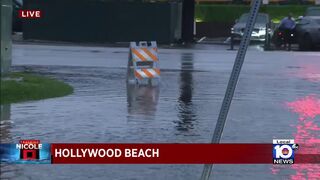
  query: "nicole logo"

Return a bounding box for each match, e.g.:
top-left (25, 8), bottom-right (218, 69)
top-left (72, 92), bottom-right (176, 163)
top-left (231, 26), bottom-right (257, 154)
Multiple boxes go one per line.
top-left (16, 140), bottom-right (42, 160)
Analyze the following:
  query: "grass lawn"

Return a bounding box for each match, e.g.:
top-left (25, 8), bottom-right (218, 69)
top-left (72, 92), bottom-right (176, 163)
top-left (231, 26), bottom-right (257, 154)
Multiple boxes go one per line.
top-left (1, 72), bottom-right (73, 104)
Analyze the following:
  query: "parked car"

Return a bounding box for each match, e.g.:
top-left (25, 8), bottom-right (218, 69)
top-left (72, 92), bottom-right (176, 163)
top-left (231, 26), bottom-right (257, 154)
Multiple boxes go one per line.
top-left (295, 16), bottom-right (320, 50)
top-left (231, 13), bottom-right (271, 41)
top-left (305, 7), bottom-right (320, 17)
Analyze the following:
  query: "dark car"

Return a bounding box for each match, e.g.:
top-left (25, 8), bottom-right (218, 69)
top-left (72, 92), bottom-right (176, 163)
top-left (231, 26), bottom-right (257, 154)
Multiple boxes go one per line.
top-left (231, 13), bottom-right (271, 41)
top-left (12, 0), bottom-right (23, 32)
top-left (295, 16), bottom-right (320, 50)
top-left (305, 7), bottom-right (320, 17)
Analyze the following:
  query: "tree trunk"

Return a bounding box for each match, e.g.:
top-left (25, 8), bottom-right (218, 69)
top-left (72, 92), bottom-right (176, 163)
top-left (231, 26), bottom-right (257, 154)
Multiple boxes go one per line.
top-left (182, 0), bottom-right (195, 43)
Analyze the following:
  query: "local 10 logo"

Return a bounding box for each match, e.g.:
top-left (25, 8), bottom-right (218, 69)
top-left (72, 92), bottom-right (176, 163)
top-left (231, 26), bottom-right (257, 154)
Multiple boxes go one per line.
top-left (273, 139), bottom-right (299, 164)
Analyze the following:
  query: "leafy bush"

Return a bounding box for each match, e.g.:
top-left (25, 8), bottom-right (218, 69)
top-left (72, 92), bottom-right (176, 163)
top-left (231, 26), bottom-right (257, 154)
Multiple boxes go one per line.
top-left (195, 5), bottom-right (312, 23)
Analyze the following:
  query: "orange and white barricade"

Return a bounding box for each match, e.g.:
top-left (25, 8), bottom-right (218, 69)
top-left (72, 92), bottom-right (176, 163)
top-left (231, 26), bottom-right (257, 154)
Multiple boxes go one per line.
top-left (127, 41), bottom-right (160, 86)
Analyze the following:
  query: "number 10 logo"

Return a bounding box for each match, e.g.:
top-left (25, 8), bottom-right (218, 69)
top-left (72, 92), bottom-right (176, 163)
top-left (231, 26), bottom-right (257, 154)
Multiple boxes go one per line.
top-left (272, 141), bottom-right (297, 165)
top-left (274, 145), bottom-right (293, 159)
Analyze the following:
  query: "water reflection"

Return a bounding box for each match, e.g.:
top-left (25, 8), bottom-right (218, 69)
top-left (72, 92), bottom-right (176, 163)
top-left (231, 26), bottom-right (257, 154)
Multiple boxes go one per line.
top-left (272, 95), bottom-right (320, 179)
top-left (295, 64), bottom-right (320, 82)
top-left (0, 104), bottom-right (22, 180)
top-left (287, 95), bottom-right (320, 180)
top-left (175, 53), bottom-right (197, 132)
top-left (0, 104), bottom-right (12, 143)
top-left (126, 83), bottom-right (159, 117)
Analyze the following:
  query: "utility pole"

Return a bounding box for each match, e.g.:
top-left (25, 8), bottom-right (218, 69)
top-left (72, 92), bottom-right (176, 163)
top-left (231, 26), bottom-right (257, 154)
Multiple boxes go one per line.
top-left (1, 0), bottom-right (13, 76)
top-left (200, 0), bottom-right (262, 179)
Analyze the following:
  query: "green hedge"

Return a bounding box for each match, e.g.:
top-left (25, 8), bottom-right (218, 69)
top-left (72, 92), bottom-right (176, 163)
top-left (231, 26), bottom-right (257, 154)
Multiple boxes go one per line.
top-left (195, 5), bottom-right (314, 23)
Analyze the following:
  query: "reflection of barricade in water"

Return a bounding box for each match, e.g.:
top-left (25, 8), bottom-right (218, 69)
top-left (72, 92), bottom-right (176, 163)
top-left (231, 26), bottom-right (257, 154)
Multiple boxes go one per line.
top-left (126, 84), bottom-right (160, 116)
top-left (127, 41), bottom-right (160, 86)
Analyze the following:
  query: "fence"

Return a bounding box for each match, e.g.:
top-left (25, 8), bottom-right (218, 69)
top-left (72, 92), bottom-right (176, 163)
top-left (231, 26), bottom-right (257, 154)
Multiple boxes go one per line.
top-left (23, 0), bottom-right (182, 43)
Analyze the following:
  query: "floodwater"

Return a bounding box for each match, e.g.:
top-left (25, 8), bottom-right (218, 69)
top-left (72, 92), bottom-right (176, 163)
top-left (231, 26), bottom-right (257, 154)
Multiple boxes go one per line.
top-left (1, 43), bottom-right (320, 180)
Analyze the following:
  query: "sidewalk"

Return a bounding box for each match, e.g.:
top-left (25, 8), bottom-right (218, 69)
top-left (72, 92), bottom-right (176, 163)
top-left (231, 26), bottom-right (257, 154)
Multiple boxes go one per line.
top-left (13, 32), bottom-right (231, 49)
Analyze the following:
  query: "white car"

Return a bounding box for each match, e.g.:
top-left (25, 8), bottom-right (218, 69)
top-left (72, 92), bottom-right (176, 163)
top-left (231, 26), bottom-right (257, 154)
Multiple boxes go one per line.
top-left (231, 13), bottom-right (271, 41)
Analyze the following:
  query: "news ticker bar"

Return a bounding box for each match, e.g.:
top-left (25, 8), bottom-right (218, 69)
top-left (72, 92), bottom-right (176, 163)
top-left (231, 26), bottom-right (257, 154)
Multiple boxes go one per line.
top-left (1, 144), bottom-right (319, 164)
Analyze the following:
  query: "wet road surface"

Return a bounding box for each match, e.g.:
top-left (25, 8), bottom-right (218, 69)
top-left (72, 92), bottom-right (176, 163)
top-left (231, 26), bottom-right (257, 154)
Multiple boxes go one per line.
top-left (1, 43), bottom-right (320, 180)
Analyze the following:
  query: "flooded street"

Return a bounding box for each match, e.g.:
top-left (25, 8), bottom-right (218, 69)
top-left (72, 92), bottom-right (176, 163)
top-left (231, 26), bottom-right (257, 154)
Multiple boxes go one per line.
top-left (1, 43), bottom-right (320, 180)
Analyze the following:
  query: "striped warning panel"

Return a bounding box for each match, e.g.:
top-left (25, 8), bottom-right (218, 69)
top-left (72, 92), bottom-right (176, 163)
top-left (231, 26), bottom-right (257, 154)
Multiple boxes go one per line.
top-left (131, 48), bottom-right (158, 62)
top-left (134, 68), bottom-right (161, 79)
